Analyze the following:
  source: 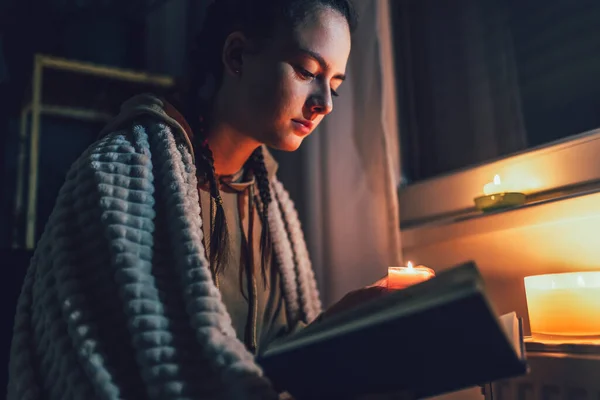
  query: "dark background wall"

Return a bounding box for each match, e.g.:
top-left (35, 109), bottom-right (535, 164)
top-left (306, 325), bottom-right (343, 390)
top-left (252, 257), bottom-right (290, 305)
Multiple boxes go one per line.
top-left (0, 0), bottom-right (204, 391)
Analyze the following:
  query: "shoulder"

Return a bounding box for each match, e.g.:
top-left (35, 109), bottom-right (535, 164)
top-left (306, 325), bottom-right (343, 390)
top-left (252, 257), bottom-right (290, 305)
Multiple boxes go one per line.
top-left (97, 94), bottom-right (194, 160)
top-left (62, 127), bottom-right (155, 204)
top-left (88, 127), bottom-right (152, 165)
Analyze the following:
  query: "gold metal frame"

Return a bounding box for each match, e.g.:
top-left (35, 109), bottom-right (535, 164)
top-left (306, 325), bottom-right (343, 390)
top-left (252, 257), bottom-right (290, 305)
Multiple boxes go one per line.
top-left (13, 54), bottom-right (174, 249)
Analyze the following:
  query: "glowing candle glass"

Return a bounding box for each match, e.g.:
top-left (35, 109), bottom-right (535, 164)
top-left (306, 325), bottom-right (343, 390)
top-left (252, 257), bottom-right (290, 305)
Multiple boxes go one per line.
top-left (388, 262), bottom-right (435, 290)
top-left (524, 272), bottom-right (600, 338)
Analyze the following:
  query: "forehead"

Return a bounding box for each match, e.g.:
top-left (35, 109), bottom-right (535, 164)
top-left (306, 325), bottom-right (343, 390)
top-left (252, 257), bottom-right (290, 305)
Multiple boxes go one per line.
top-left (273, 7), bottom-right (351, 71)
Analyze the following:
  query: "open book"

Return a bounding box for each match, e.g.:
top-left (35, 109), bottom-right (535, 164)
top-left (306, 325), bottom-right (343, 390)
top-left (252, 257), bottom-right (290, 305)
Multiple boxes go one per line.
top-left (257, 262), bottom-right (527, 399)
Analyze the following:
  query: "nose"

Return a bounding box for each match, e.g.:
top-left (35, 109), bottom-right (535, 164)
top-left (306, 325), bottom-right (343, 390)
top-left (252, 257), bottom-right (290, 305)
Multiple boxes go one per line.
top-left (307, 88), bottom-right (333, 117)
top-left (310, 100), bottom-right (332, 116)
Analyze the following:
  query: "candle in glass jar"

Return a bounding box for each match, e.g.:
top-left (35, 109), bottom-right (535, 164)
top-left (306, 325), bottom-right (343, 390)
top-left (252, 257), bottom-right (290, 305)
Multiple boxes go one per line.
top-left (524, 271), bottom-right (600, 337)
top-left (388, 262), bottom-right (435, 290)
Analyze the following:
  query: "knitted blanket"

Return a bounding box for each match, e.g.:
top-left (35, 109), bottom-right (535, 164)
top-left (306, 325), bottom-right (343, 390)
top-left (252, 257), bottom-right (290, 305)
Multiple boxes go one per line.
top-left (8, 116), bottom-right (321, 399)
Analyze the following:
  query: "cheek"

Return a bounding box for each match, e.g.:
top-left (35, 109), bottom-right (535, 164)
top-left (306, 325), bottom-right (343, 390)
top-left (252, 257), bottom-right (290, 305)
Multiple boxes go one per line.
top-left (253, 65), bottom-right (307, 122)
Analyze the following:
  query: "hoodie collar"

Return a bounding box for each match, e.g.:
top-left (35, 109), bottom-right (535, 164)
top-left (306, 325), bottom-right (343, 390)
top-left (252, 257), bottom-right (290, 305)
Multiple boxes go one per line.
top-left (101, 94), bottom-right (279, 180)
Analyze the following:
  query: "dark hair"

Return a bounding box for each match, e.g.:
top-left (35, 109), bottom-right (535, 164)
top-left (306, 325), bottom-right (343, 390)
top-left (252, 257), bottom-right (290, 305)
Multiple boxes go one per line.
top-left (184, 0), bottom-right (357, 280)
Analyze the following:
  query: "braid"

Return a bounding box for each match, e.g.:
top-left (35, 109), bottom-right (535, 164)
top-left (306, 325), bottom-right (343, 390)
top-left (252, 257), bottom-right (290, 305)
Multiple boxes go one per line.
top-left (197, 139), bottom-right (230, 275)
top-left (182, 0), bottom-right (235, 276)
top-left (247, 146), bottom-right (273, 283)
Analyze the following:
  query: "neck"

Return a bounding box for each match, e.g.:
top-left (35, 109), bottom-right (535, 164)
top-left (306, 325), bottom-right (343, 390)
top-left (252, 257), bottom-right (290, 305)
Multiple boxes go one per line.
top-left (205, 122), bottom-right (261, 176)
top-left (200, 86), bottom-right (262, 176)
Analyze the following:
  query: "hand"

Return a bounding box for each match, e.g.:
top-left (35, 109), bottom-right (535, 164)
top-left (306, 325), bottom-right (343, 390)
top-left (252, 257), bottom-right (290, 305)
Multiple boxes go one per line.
top-left (322, 283), bottom-right (391, 319)
top-left (367, 275), bottom-right (388, 289)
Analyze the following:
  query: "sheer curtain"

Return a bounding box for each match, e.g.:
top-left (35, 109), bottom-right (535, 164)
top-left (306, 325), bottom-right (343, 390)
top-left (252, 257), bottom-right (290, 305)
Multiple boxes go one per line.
top-left (278, 0), bottom-right (403, 306)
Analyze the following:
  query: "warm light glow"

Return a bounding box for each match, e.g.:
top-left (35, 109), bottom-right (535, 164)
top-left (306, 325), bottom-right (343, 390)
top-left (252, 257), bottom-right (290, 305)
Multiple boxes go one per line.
top-left (388, 263), bottom-right (435, 290)
top-left (524, 272), bottom-right (600, 338)
top-left (483, 174), bottom-right (510, 195)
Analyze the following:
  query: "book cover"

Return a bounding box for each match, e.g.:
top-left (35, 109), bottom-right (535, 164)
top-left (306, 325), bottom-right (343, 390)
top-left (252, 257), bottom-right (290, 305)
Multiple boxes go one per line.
top-left (258, 262), bottom-right (527, 399)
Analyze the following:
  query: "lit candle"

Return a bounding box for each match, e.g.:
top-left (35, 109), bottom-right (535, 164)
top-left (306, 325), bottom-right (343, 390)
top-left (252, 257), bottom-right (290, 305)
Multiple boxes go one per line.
top-left (524, 272), bottom-right (600, 338)
top-left (483, 174), bottom-right (509, 195)
top-left (475, 174), bottom-right (525, 212)
top-left (388, 261), bottom-right (436, 290)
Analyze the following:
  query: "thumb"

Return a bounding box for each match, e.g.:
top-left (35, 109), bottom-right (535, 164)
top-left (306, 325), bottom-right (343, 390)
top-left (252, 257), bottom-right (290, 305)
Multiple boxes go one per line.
top-left (367, 275), bottom-right (388, 288)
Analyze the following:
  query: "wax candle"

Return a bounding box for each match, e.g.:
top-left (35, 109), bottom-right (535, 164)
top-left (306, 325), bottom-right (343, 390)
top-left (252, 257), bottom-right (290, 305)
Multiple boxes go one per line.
top-left (475, 174), bottom-right (525, 212)
top-left (483, 174), bottom-right (509, 195)
top-left (524, 272), bottom-right (600, 337)
top-left (388, 262), bottom-right (435, 290)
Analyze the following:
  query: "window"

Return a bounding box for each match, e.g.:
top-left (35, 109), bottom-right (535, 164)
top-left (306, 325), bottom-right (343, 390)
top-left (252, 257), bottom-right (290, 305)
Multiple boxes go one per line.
top-left (392, 0), bottom-right (600, 183)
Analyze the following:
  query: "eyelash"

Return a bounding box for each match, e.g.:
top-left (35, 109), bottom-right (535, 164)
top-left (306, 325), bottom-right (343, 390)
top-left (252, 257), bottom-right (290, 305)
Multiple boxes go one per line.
top-left (297, 67), bottom-right (339, 97)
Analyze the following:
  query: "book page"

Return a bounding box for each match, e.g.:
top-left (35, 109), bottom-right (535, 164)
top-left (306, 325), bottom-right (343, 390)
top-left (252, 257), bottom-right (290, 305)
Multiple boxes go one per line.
top-left (499, 312), bottom-right (523, 359)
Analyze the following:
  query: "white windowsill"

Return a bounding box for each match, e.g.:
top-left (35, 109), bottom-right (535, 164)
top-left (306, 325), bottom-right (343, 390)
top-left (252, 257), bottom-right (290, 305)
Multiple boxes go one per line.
top-left (402, 188), bottom-right (600, 250)
top-left (400, 127), bottom-right (600, 227)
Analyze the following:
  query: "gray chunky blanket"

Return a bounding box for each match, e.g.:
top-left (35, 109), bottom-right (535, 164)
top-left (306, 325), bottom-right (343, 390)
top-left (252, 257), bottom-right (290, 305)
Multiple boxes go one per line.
top-left (7, 106), bottom-right (321, 399)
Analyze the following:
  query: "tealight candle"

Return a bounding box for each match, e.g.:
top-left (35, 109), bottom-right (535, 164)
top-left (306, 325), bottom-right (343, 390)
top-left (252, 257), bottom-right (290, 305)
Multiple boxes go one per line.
top-left (474, 174), bottom-right (525, 212)
top-left (483, 174), bottom-right (509, 195)
top-left (388, 262), bottom-right (435, 290)
top-left (524, 272), bottom-right (600, 338)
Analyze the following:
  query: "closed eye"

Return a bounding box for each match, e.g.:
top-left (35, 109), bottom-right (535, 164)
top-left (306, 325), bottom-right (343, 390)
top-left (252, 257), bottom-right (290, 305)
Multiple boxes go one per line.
top-left (296, 66), bottom-right (316, 80)
top-left (296, 66), bottom-right (339, 97)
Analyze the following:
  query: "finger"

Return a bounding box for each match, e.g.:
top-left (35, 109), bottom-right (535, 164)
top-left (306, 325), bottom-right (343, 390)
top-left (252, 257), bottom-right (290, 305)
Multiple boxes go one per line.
top-left (367, 275), bottom-right (388, 288)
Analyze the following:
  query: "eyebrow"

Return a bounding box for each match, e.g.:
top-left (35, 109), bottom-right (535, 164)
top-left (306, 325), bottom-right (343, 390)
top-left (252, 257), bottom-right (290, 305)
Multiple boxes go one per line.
top-left (298, 47), bottom-right (346, 81)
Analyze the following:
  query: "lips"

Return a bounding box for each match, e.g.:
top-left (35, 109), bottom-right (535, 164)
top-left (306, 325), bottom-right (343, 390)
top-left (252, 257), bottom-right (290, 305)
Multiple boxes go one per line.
top-left (292, 119), bottom-right (313, 134)
top-left (292, 119), bottom-right (314, 130)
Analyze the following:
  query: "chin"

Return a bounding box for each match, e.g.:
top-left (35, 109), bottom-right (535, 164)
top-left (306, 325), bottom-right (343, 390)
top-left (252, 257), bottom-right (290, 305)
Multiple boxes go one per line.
top-left (268, 134), bottom-right (305, 152)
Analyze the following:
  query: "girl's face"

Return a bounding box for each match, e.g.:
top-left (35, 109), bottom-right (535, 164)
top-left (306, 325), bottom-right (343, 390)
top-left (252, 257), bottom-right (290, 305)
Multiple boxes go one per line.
top-left (224, 7), bottom-right (352, 151)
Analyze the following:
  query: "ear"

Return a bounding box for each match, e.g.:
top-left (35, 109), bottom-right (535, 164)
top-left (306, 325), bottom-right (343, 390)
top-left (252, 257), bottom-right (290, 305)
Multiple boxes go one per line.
top-left (222, 31), bottom-right (248, 76)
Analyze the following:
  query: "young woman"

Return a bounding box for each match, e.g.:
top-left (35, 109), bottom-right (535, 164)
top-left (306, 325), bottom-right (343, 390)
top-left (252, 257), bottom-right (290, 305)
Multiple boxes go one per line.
top-left (8, 0), bottom-right (396, 399)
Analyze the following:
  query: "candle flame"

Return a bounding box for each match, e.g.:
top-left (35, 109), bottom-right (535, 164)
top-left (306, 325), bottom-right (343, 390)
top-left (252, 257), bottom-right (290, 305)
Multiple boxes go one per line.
top-left (483, 174), bottom-right (504, 195)
top-left (407, 261), bottom-right (414, 269)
